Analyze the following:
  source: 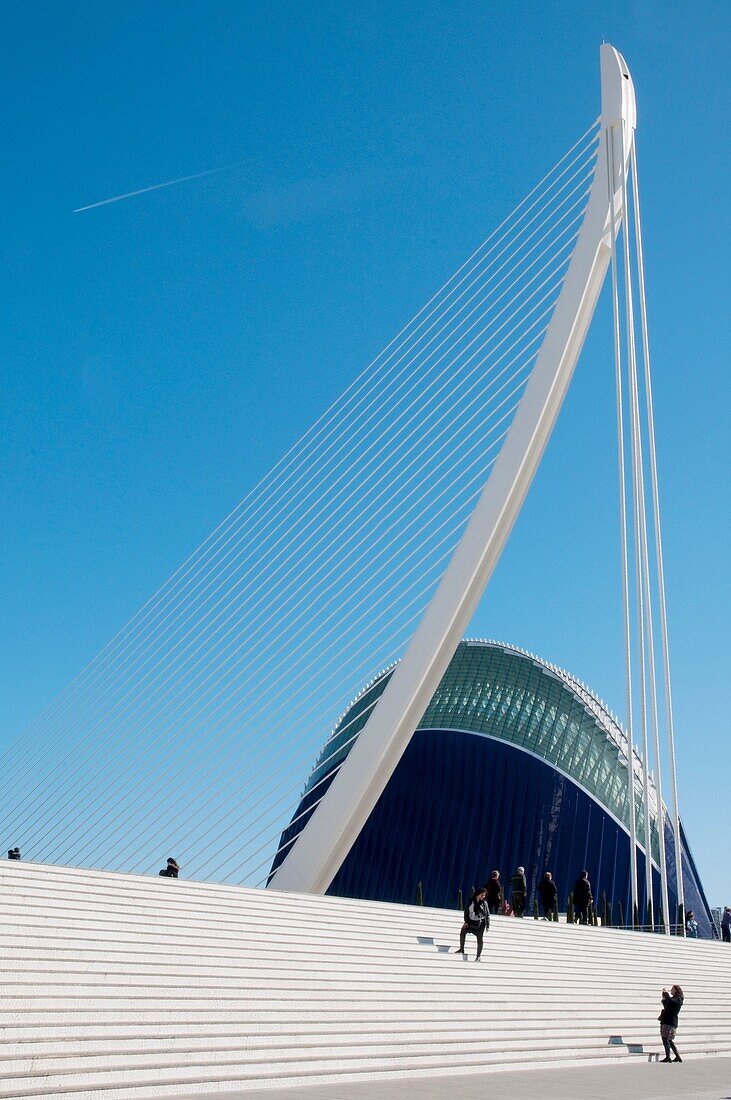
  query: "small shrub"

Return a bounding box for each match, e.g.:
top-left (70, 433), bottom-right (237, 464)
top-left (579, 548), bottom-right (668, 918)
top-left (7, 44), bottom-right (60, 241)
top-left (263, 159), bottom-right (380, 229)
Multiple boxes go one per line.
top-left (415, 881), bottom-right (424, 906)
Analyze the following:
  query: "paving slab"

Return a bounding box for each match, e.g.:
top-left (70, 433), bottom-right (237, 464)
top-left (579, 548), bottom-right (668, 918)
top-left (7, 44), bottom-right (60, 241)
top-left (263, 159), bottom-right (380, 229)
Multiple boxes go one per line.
top-left (195, 1055), bottom-right (731, 1100)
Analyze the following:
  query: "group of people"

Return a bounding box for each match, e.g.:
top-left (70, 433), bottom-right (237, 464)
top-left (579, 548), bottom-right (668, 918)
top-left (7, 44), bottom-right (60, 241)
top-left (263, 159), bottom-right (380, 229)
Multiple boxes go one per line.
top-left (455, 882), bottom-right (688, 1063)
top-left (7, 840), bottom-right (728, 945)
top-left (454, 867), bottom-right (595, 961)
top-left (466, 866), bottom-right (596, 924)
top-left (480, 866), bottom-right (543, 919)
top-left (0, 844), bottom-right (698, 1065)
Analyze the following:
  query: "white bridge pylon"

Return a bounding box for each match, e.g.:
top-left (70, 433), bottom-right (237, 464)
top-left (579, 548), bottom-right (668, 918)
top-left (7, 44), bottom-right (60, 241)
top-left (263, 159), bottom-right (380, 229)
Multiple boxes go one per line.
top-left (270, 46), bottom-right (638, 896)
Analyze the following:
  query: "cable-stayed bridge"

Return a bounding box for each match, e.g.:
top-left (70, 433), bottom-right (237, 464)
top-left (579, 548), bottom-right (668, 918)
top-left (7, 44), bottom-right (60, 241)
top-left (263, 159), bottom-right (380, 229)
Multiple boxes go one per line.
top-left (2, 46), bottom-right (683, 932)
top-left (2, 40), bottom-right (726, 1100)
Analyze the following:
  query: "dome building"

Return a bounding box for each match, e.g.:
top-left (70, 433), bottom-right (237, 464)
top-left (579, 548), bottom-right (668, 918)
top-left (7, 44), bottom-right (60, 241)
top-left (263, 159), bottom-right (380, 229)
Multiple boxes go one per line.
top-left (272, 640), bottom-right (713, 936)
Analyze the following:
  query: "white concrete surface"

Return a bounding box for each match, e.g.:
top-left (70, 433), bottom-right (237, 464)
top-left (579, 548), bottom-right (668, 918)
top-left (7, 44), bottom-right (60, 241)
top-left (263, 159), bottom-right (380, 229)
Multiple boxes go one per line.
top-left (0, 861), bottom-right (729, 1098)
top-left (196, 1057), bottom-right (731, 1100)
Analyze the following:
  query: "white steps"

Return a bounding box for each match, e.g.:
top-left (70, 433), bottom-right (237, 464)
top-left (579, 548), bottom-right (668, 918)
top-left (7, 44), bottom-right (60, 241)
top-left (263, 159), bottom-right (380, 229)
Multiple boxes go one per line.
top-left (0, 861), bottom-right (729, 1097)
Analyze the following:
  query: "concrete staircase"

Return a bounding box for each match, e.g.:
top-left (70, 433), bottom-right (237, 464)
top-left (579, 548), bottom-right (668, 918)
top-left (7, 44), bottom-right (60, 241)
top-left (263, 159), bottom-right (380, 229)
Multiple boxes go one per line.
top-left (1, 861), bottom-right (730, 1098)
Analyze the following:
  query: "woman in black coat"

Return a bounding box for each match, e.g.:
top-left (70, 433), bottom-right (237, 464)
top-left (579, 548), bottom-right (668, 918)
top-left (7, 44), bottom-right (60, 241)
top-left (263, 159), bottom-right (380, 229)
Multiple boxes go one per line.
top-left (572, 871), bottom-right (593, 924)
top-left (455, 888), bottom-right (489, 961)
top-left (659, 985), bottom-right (684, 1062)
top-left (485, 871), bottom-right (504, 915)
top-left (538, 872), bottom-right (558, 918)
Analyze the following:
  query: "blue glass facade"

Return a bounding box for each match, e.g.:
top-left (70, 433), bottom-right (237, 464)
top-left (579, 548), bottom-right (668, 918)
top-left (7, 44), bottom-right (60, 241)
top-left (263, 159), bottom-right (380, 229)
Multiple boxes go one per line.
top-left (272, 641), bottom-right (713, 936)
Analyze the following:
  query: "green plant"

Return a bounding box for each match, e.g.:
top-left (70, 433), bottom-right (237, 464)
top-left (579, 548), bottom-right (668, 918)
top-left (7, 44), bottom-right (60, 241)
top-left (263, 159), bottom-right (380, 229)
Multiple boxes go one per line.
top-left (415, 881), bottom-right (424, 906)
top-left (646, 898), bottom-right (653, 932)
top-left (533, 898), bottom-right (539, 920)
top-left (617, 900), bottom-right (624, 929)
top-left (591, 903), bottom-right (598, 927)
top-left (552, 898), bottom-right (559, 923)
top-left (606, 900), bottom-right (613, 928)
top-left (457, 888), bottom-right (463, 912)
top-left (633, 902), bottom-right (640, 930)
top-left (601, 890), bottom-right (608, 927)
top-left (566, 892), bottom-right (574, 924)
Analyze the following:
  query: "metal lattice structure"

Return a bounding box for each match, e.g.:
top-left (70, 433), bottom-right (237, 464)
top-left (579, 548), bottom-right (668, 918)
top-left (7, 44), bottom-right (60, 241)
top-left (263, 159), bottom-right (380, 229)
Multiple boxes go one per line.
top-left (272, 641), bottom-right (712, 933)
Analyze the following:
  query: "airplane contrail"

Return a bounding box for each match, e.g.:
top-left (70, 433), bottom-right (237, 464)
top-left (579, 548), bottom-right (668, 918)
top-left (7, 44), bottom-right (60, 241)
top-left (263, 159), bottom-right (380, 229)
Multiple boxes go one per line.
top-left (73, 165), bottom-right (232, 213)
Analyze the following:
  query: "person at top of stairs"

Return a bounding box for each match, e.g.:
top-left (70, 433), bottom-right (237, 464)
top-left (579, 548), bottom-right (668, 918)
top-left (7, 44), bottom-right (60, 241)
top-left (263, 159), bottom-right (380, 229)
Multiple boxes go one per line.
top-left (485, 870), bottom-right (503, 915)
top-left (509, 866), bottom-right (527, 917)
top-left (722, 907), bottom-right (731, 943)
top-left (158, 857), bottom-right (180, 878)
top-left (659, 985), bottom-right (684, 1062)
top-left (455, 887), bottom-right (490, 960)
top-left (573, 870), bottom-right (593, 925)
top-left (538, 871), bottom-right (558, 919)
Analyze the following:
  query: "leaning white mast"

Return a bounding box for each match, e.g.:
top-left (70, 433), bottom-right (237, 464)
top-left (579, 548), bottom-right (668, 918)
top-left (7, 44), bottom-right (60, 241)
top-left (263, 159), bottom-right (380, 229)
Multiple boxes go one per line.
top-left (270, 46), bottom-right (637, 897)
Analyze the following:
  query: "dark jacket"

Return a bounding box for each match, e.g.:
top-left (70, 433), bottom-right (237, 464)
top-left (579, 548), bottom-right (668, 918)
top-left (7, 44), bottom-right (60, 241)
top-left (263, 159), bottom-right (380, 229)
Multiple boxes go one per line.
top-left (485, 879), bottom-right (503, 906)
top-left (464, 897), bottom-right (489, 930)
top-left (510, 872), bottom-right (527, 895)
top-left (659, 992), bottom-right (683, 1028)
top-left (573, 877), bottom-right (593, 906)
top-left (538, 879), bottom-right (558, 907)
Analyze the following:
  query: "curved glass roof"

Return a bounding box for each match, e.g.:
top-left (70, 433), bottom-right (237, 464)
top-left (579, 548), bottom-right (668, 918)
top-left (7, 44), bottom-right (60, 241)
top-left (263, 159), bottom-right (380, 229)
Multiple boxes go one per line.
top-left (305, 639), bottom-right (661, 863)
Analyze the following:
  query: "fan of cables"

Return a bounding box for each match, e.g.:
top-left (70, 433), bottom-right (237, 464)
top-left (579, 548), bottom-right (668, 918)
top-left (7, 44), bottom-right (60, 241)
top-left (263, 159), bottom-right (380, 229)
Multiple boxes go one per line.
top-left (0, 121), bottom-right (600, 885)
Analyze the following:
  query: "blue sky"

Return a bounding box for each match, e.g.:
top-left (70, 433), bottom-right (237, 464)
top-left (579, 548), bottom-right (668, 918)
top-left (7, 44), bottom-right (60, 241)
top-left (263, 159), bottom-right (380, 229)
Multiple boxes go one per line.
top-left (2, 2), bottom-right (729, 902)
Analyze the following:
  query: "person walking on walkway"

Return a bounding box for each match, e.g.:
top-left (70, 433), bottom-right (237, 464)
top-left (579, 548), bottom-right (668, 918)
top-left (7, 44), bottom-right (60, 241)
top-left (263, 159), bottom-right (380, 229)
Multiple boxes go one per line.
top-left (659, 985), bottom-right (684, 1062)
top-left (510, 866), bottom-right (527, 918)
top-left (685, 911), bottom-right (699, 938)
top-left (721, 907), bottom-right (731, 943)
top-left (573, 870), bottom-right (593, 925)
top-left (485, 870), bottom-right (503, 915)
top-left (455, 888), bottom-right (489, 960)
top-left (538, 871), bottom-right (558, 919)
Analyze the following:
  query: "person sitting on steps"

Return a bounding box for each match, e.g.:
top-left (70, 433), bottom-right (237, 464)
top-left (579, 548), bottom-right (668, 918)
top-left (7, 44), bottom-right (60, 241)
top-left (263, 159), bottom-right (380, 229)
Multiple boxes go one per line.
top-left (159, 857), bottom-right (180, 878)
top-left (455, 887), bottom-right (489, 961)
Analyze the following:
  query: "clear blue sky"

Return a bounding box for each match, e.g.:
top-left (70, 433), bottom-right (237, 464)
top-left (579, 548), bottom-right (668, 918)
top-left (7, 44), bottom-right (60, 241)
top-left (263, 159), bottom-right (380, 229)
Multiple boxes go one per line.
top-left (2, 2), bottom-right (729, 902)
